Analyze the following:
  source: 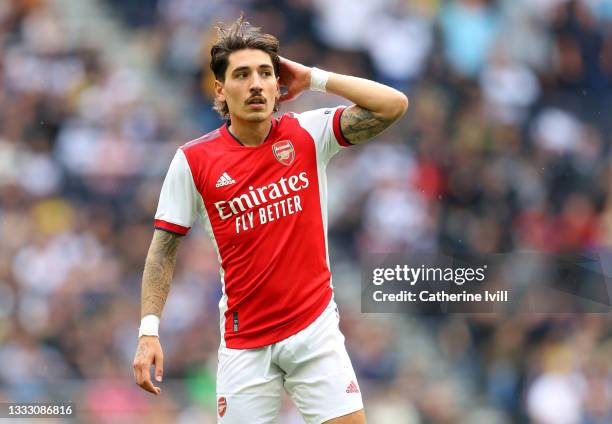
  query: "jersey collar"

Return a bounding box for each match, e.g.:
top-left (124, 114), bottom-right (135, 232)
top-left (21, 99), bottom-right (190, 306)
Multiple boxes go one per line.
top-left (221, 117), bottom-right (278, 149)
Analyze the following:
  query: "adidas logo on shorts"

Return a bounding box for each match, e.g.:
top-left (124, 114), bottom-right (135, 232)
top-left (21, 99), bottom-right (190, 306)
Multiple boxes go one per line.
top-left (346, 380), bottom-right (360, 394)
top-left (216, 172), bottom-right (236, 188)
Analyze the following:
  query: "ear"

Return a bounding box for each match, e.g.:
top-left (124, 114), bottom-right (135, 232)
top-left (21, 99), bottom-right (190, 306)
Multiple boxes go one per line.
top-left (275, 77), bottom-right (281, 101)
top-left (214, 80), bottom-right (225, 102)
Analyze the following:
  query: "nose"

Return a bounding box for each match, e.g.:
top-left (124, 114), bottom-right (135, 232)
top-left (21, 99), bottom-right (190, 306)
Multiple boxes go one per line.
top-left (249, 73), bottom-right (263, 92)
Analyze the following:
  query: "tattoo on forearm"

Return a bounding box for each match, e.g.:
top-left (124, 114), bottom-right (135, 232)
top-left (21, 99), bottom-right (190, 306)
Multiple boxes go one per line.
top-left (141, 229), bottom-right (181, 318)
top-left (340, 105), bottom-right (395, 144)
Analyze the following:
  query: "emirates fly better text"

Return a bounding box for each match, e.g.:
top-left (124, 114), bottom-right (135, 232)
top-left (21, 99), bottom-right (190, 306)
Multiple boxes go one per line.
top-left (214, 172), bottom-right (309, 234)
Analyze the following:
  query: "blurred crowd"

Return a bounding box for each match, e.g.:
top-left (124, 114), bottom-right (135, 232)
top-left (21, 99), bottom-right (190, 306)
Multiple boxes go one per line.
top-left (1, 0), bottom-right (612, 422)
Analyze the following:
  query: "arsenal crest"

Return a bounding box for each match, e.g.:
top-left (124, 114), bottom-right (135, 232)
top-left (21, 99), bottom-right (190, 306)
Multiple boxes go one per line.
top-left (218, 397), bottom-right (227, 417)
top-left (272, 140), bottom-right (295, 166)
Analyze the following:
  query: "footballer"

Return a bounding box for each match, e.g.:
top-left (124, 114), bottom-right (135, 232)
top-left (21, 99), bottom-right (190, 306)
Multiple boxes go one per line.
top-left (133, 16), bottom-right (408, 424)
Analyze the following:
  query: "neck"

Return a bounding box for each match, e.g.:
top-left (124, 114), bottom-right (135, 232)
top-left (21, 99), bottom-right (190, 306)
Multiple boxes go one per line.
top-left (227, 115), bottom-right (272, 147)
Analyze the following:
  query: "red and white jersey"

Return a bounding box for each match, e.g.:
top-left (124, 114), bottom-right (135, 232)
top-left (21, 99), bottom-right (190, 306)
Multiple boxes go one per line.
top-left (154, 107), bottom-right (352, 349)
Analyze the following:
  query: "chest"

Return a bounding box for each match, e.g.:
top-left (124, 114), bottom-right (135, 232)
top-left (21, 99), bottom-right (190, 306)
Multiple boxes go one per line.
top-left (200, 131), bottom-right (318, 206)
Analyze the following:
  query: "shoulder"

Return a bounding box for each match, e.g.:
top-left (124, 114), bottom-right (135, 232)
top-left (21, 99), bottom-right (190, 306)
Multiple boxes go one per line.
top-left (180, 127), bottom-right (223, 153)
top-left (279, 107), bottom-right (342, 130)
top-left (280, 108), bottom-right (338, 120)
top-left (176, 127), bottom-right (226, 177)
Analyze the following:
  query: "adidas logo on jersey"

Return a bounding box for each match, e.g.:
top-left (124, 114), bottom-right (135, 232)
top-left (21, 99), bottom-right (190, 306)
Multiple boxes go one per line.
top-left (216, 172), bottom-right (236, 188)
top-left (346, 380), bottom-right (360, 394)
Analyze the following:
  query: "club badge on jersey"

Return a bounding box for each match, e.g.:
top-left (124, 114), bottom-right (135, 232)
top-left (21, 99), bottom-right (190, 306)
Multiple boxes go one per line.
top-left (272, 140), bottom-right (295, 166)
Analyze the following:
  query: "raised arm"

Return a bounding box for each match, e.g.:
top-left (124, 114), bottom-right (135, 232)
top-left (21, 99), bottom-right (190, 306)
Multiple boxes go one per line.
top-left (133, 229), bottom-right (182, 395)
top-left (278, 57), bottom-right (408, 144)
top-left (327, 74), bottom-right (408, 144)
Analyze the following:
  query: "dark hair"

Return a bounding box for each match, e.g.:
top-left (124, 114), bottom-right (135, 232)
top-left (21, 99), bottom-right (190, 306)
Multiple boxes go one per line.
top-left (210, 15), bottom-right (281, 118)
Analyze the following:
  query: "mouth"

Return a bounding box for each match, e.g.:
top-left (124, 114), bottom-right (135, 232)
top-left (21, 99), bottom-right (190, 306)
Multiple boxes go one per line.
top-left (246, 96), bottom-right (266, 109)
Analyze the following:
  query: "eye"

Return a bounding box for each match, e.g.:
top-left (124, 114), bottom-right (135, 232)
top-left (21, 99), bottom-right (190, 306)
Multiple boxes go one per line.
top-left (236, 72), bottom-right (248, 79)
top-left (262, 70), bottom-right (273, 77)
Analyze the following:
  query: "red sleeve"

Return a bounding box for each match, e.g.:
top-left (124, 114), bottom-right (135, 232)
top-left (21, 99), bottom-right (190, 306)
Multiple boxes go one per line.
top-left (154, 219), bottom-right (190, 236)
top-left (333, 107), bottom-right (353, 147)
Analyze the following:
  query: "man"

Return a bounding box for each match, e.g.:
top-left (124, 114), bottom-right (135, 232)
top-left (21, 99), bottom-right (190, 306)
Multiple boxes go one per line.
top-left (133, 16), bottom-right (408, 424)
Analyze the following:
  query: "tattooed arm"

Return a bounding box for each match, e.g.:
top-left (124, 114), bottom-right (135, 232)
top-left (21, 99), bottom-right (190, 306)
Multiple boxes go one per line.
top-left (141, 229), bottom-right (181, 318)
top-left (326, 74), bottom-right (408, 144)
top-left (133, 229), bottom-right (182, 395)
top-left (338, 105), bottom-right (397, 145)
top-left (276, 58), bottom-right (408, 144)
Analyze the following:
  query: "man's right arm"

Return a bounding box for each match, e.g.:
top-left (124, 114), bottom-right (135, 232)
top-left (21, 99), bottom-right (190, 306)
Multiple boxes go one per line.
top-left (141, 229), bottom-right (182, 318)
top-left (133, 229), bottom-right (182, 395)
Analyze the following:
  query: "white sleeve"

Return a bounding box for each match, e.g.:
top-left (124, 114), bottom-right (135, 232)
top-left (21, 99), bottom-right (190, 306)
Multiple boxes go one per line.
top-left (154, 149), bottom-right (200, 235)
top-left (295, 106), bottom-right (353, 165)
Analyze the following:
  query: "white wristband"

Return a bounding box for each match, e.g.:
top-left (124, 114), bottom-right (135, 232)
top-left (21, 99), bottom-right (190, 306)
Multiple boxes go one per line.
top-left (310, 67), bottom-right (330, 92)
top-left (139, 314), bottom-right (160, 337)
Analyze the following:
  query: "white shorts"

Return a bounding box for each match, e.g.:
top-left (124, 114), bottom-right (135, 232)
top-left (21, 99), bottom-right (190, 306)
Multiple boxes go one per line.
top-left (216, 300), bottom-right (363, 424)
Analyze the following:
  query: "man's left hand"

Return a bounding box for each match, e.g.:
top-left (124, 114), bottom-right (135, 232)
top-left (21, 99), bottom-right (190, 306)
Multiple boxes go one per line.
top-left (278, 57), bottom-right (311, 102)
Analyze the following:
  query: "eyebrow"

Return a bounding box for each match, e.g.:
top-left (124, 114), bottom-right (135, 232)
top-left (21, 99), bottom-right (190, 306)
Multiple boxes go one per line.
top-left (231, 64), bottom-right (274, 74)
